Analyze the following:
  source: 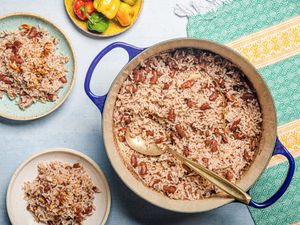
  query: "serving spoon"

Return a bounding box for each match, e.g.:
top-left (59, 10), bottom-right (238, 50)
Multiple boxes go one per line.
top-left (125, 128), bottom-right (251, 204)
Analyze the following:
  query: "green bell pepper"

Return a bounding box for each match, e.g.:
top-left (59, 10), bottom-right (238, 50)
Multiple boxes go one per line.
top-left (87, 12), bottom-right (110, 33)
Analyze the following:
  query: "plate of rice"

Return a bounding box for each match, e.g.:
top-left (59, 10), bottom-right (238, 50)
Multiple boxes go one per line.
top-left (6, 148), bottom-right (111, 225)
top-left (0, 13), bottom-right (76, 120)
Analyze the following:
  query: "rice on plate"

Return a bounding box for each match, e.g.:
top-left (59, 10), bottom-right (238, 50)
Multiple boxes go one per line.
top-left (0, 24), bottom-right (69, 109)
top-left (23, 161), bottom-right (100, 225)
top-left (113, 48), bottom-right (262, 200)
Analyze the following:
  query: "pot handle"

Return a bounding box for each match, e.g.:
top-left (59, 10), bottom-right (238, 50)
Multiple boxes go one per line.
top-left (248, 138), bottom-right (295, 208)
top-left (84, 42), bottom-right (145, 112)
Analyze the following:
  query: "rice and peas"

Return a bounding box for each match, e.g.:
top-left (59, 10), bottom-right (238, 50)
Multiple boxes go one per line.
top-left (113, 48), bottom-right (262, 200)
top-left (23, 161), bottom-right (100, 225)
top-left (0, 24), bottom-right (69, 109)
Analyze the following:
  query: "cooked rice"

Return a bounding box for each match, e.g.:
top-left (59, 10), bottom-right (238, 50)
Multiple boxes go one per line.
top-left (0, 24), bottom-right (69, 109)
top-left (23, 161), bottom-right (100, 225)
top-left (113, 48), bottom-right (262, 200)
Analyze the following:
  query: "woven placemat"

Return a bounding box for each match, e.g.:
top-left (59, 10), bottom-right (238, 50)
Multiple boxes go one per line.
top-left (186, 0), bottom-right (300, 224)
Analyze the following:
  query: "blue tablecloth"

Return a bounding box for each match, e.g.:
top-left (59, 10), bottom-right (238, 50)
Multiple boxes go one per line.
top-left (0, 1), bottom-right (255, 224)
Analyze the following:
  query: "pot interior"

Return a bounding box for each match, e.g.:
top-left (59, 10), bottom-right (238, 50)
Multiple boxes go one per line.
top-left (103, 39), bottom-right (277, 212)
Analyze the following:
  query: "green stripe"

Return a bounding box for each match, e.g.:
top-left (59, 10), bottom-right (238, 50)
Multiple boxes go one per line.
top-left (259, 55), bottom-right (300, 125)
top-left (187, 0), bottom-right (300, 43)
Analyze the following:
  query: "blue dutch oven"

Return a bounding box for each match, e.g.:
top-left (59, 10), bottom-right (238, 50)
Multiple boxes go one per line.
top-left (84, 39), bottom-right (295, 212)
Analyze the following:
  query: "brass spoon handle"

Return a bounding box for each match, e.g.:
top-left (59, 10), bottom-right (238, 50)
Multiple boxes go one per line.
top-left (167, 148), bottom-right (252, 204)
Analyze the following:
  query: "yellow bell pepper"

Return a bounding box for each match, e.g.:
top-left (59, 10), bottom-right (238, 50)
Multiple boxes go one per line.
top-left (116, 2), bottom-right (135, 27)
top-left (121, 0), bottom-right (137, 6)
top-left (93, 0), bottom-right (120, 19)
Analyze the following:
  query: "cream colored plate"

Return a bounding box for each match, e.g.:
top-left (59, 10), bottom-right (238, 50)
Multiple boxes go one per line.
top-left (6, 148), bottom-right (111, 225)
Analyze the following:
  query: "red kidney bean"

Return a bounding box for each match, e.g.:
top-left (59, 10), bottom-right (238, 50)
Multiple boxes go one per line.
top-left (230, 119), bottom-right (241, 132)
top-left (150, 71), bottom-right (158, 84)
top-left (209, 92), bottom-right (219, 101)
top-left (163, 185), bottom-right (177, 194)
top-left (146, 130), bottom-right (154, 136)
top-left (175, 124), bottom-right (186, 139)
top-left (187, 99), bottom-right (196, 108)
top-left (210, 139), bottom-right (218, 152)
top-left (233, 132), bottom-right (245, 140)
top-left (183, 147), bottom-right (189, 157)
top-left (180, 79), bottom-right (196, 89)
top-left (200, 102), bottom-right (211, 110)
top-left (138, 162), bottom-right (147, 176)
top-left (59, 76), bottom-right (67, 83)
top-left (167, 108), bottom-right (176, 122)
top-left (131, 154), bottom-right (137, 168)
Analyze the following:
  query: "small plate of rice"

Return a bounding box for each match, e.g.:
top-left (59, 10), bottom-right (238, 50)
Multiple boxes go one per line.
top-left (6, 148), bottom-right (111, 225)
top-left (0, 13), bottom-right (76, 120)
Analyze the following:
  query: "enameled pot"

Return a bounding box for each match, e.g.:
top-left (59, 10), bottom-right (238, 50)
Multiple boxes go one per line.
top-left (84, 39), bottom-right (295, 212)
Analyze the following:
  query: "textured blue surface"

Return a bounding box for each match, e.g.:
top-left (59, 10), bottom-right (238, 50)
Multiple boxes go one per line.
top-left (0, 1), bottom-right (255, 225)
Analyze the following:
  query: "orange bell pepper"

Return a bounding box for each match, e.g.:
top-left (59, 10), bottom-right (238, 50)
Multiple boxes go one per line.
top-left (116, 2), bottom-right (134, 27)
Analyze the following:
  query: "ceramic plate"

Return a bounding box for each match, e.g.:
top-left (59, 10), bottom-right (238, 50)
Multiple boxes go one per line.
top-left (7, 148), bottom-right (111, 225)
top-left (64, 0), bottom-right (143, 37)
top-left (0, 13), bottom-right (76, 120)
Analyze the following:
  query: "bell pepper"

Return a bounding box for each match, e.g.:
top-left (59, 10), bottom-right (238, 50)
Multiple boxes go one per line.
top-left (121, 0), bottom-right (137, 6)
top-left (93, 0), bottom-right (120, 19)
top-left (116, 2), bottom-right (134, 27)
top-left (85, 1), bottom-right (95, 14)
top-left (87, 12), bottom-right (110, 33)
top-left (73, 0), bottom-right (94, 20)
